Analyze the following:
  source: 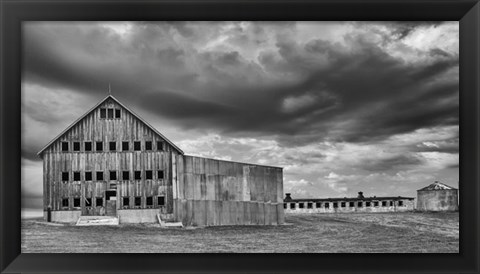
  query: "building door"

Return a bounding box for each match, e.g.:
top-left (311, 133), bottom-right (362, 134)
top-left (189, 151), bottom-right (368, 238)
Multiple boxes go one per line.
top-left (105, 190), bottom-right (117, 217)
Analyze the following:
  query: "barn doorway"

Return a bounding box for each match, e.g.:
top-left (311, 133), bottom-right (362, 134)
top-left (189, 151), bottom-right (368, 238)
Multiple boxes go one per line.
top-left (105, 190), bottom-right (117, 216)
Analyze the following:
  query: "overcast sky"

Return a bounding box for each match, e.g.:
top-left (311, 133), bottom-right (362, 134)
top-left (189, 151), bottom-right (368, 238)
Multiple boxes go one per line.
top-left (21, 21), bottom-right (459, 209)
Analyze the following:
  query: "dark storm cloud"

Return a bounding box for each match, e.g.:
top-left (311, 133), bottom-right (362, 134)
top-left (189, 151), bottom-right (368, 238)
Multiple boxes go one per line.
top-left (361, 155), bottom-right (424, 172)
top-left (23, 21), bottom-right (458, 150)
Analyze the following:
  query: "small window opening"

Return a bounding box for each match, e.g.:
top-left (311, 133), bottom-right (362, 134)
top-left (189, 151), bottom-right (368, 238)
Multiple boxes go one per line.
top-left (110, 171), bottom-right (117, 180)
top-left (96, 198), bottom-right (103, 207)
top-left (157, 141), bottom-right (164, 151)
top-left (109, 141), bottom-right (116, 151)
top-left (73, 198), bottom-right (80, 207)
top-left (61, 142), bottom-right (69, 152)
top-left (96, 141), bottom-right (103, 152)
top-left (290, 203), bottom-right (296, 209)
top-left (366, 201), bottom-right (371, 207)
top-left (145, 170), bottom-right (153, 180)
top-left (107, 108), bottom-right (114, 119)
top-left (325, 203), bottom-right (330, 208)
top-left (299, 203), bottom-right (304, 209)
top-left (398, 201), bottom-right (404, 206)
top-left (307, 202), bottom-right (313, 209)
top-left (122, 141), bottom-right (129, 151)
top-left (85, 171), bottom-right (92, 181)
top-left (100, 108), bottom-right (106, 118)
top-left (134, 141), bottom-right (141, 151)
top-left (341, 202), bottom-right (346, 207)
top-left (316, 202), bottom-right (322, 208)
top-left (349, 201), bottom-right (355, 207)
top-left (115, 109), bottom-right (121, 118)
top-left (146, 196), bottom-right (153, 207)
top-left (134, 171), bottom-right (141, 180)
top-left (333, 202), bottom-right (338, 208)
top-left (135, 197), bottom-right (141, 207)
top-left (62, 198), bottom-right (69, 207)
top-left (283, 203), bottom-right (287, 209)
top-left (158, 196), bottom-right (165, 206)
top-left (122, 171), bottom-right (129, 180)
top-left (73, 142), bottom-right (80, 151)
top-left (62, 172), bottom-right (69, 181)
top-left (85, 142), bottom-right (92, 151)
top-left (85, 198), bottom-right (92, 207)
top-left (358, 202), bottom-right (363, 207)
top-left (145, 141), bottom-right (152, 151)
top-left (123, 197), bottom-right (129, 208)
top-left (390, 201), bottom-right (394, 206)
top-left (96, 171), bottom-right (104, 181)
top-left (374, 201), bottom-right (379, 207)
top-left (73, 172), bottom-right (81, 181)
top-left (157, 170), bottom-right (164, 179)
top-left (382, 201), bottom-right (387, 207)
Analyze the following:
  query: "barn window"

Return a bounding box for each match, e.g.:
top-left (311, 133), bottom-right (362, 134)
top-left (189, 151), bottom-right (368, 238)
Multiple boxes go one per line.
top-left (382, 201), bottom-right (387, 207)
top-left (307, 202), bottom-right (313, 209)
top-left (73, 172), bottom-right (81, 181)
top-left (123, 197), bottom-right (129, 208)
top-left (96, 141), bottom-right (103, 152)
top-left (290, 203), bottom-right (296, 209)
top-left (134, 197), bottom-right (142, 207)
top-left (299, 203), bottom-right (304, 209)
top-left (316, 202), bottom-right (322, 208)
top-left (358, 202), bottom-right (363, 207)
top-left (158, 196), bottom-right (165, 206)
top-left (96, 171), bottom-right (104, 181)
top-left (366, 201), bottom-right (371, 207)
top-left (145, 141), bottom-right (152, 151)
top-left (107, 108), bottom-right (114, 119)
top-left (61, 142), bottom-right (69, 152)
top-left (390, 201), bottom-right (394, 206)
top-left (398, 201), bottom-right (404, 206)
top-left (100, 108), bottom-right (106, 118)
top-left (73, 198), bottom-right (80, 207)
top-left (158, 170), bottom-right (164, 179)
top-left (146, 196), bottom-right (153, 207)
top-left (157, 141), bottom-right (164, 151)
top-left (283, 203), bottom-right (287, 209)
top-left (145, 170), bottom-right (153, 180)
top-left (325, 203), bottom-right (330, 208)
top-left (374, 201), bottom-right (379, 207)
top-left (62, 198), bottom-right (69, 207)
top-left (85, 171), bottom-right (92, 181)
top-left (134, 171), bottom-right (141, 180)
top-left (341, 202), bottom-right (346, 207)
top-left (73, 142), bottom-right (80, 151)
top-left (62, 172), bottom-right (69, 181)
top-left (96, 198), bottom-right (103, 207)
top-left (134, 141), bottom-right (141, 151)
top-left (110, 171), bottom-right (117, 180)
top-left (122, 171), bottom-right (129, 180)
top-left (349, 201), bottom-right (355, 207)
top-left (122, 141), bottom-right (129, 151)
top-left (115, 109), bottom-right (121, 118)
top-left (109, 141), bottom-right (116, 151)
top-left (85, 142), bottom-right (92, 151)
top-left (333, 202), bottom-right (338, 208)
top-left (85, 198), bottom-right (92, 207)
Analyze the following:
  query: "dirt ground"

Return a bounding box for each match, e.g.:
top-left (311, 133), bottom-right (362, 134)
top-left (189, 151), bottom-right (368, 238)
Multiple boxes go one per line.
top-left (21, 212), bottom-right (459, 253)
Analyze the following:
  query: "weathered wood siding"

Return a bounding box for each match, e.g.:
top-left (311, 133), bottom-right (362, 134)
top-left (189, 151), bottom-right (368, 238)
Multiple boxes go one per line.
top-left (41, 98), bottom-right (180, 216)
top-left (174, 155), bottom-right (284, 226)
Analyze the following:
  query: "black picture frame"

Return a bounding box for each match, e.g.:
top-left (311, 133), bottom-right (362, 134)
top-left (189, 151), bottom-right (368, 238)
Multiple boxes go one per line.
top-left (1, 0), bottom-right (479, 273)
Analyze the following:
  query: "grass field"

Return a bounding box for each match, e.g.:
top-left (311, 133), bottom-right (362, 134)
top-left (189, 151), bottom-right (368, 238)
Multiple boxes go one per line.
top-left (21, 212), bottom-right (458, 253)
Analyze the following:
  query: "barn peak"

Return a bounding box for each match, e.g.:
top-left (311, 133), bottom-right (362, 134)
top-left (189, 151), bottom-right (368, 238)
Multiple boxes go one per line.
top-left (37, 94), bottom-right (184, 156)
top-left (418, 181), bottom-right (456, 191)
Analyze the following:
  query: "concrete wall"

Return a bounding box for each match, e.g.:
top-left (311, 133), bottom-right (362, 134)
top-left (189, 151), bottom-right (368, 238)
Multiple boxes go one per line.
top-left (284, 199), bottom-right (414, 214)
top-left (45, 210), bottom-right (82, 223)
top-left (417, 189), bottom-right (458, 211)
top-left (174, 155), bottom-right (284, 226)
top-left (117, 208), bottom-right (165, 223)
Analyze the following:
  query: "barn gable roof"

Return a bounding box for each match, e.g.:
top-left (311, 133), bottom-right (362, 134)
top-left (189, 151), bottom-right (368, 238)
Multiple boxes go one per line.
top-left (37, 95), bottom-right (184, 156)
top-left (417, 181), bottom-right (456, 191)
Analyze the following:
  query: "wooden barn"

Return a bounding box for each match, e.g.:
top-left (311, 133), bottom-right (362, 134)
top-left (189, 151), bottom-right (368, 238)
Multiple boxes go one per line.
top-left (37, 95), bottom-right (285, 226)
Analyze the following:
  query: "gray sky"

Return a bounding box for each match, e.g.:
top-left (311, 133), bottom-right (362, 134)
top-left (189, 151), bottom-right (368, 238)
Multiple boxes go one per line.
top-left (22, 21), bottom-right (459, 209)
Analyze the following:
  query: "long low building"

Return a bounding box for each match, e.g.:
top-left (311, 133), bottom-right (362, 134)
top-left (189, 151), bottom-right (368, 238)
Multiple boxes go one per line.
top-left (283, 192), bottom-right (415, 214)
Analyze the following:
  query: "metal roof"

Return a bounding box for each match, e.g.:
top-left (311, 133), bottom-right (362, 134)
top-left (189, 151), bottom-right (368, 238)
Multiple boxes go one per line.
top-left (37, 95), bottom-right (184, 156)
top-left (417, 181), bottom-right (457, 191)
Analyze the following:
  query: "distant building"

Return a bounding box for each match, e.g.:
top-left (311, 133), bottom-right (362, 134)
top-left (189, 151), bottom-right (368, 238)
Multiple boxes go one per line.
top-left (283, 192), bottom-right (414, 214)
top-left (38, 95), bottom-right (285, 226)
top-left (416, 181), bottom-right (458, 211)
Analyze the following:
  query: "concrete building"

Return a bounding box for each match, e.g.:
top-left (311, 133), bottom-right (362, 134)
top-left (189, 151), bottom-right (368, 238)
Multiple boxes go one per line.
top-left (283, 192), bottom-right (414, 214)
top-left (38, 95), bottom-right (284, 226)
top-left (416, 181), bottom-right (458, 211)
